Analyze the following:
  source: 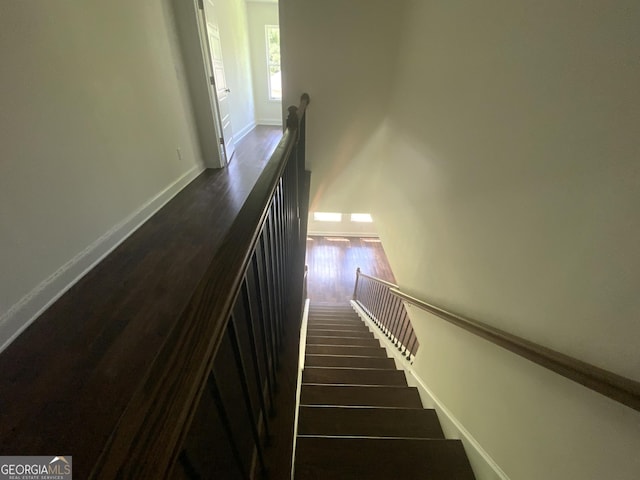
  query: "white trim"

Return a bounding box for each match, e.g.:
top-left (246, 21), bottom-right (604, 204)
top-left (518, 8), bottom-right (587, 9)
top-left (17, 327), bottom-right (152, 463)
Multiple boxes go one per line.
top-left (0, 165), bottom-right (205, 354)
top-left (291, 299), bottom-right (310, 480)
top-left (256, 118), bottom-right (282, 126)
top-left (350, 300), bottom-right (510, 480)
top-left (234, 121), bottom-right (257, 143)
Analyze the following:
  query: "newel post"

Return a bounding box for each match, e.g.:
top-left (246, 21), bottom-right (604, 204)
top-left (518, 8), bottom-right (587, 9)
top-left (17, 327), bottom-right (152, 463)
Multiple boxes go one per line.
top-left (288, 93), bottom-right (310, 176)
top-left (298, 93), bottom-right (309, 170)
top-left (286, 105), bottom-right (299, 131)
top-left (352, 267), bottom-right (361, 300)
top-left (285, 94), bottom-right (311, 246)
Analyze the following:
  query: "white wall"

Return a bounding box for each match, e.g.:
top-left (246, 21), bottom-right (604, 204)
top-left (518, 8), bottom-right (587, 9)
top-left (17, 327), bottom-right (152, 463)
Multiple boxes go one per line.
top-left (0, 0), bottom-right (205, 350)
top-left (246, 1), bottom-right (282, 125)
top-left (282, 0), bottom-right (640, 478)
top-left (279, 0), bottom-right (404, 214)
top-left (307, 214), bottom-right (377, 237)
top-left (210, 0), bottom-right (257, 141)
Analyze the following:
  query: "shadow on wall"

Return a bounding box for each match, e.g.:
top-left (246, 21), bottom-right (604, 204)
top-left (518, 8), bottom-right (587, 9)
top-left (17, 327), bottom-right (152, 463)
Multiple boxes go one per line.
top-left (279, 0), bottom-right (406, 214)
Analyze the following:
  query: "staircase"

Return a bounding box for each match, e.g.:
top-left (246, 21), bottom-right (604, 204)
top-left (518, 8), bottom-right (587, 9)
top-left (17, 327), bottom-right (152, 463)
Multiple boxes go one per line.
top-left (294, 303), bottom-right (476, 479)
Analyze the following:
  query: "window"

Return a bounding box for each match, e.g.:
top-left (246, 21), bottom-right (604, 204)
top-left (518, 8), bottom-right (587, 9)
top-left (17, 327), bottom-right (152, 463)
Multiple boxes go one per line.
top-left (265, 25), bottom-right (281, 100)
top-left (350, 213), bottom-right (373, 223)
top-left (313, 212), bottom-right (342, 222)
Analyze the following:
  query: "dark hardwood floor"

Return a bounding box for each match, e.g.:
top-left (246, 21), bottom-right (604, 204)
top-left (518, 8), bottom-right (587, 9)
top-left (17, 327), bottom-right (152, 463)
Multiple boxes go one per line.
top-left (0, 124), bottom-right (285, 478)
top-left (305, 236), bottom-right (395, 304)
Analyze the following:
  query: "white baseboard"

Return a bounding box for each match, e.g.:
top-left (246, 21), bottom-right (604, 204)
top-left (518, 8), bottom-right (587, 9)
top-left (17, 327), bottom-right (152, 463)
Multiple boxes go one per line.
top-left (350, 300), bottom-right (510, 480)
top-left (0, 165), bottom-right (205, 354)
top-left (256, 118), bottom-right (282, 126)
top-left (234, 121), bottom-right (256, 143)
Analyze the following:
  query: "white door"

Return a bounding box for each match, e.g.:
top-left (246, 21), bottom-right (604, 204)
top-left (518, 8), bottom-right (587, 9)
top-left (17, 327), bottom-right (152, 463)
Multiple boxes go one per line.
top-left (202, 1), bottom-right (235, 163)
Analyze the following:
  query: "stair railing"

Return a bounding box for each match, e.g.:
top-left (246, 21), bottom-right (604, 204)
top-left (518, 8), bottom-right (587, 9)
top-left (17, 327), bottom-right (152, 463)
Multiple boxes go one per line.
top-left (356, 265), bottom-right (640, 412)
top-left (0, 94), bottom-right (311, 479)
top-left (390, 288), bottom-right (640, 412)
top-left (95, 93), bottom-right (312, 478)
top-left (353, 268), bottom-right (640, 411)
top-left (353, 268), bottom-right (419, 360)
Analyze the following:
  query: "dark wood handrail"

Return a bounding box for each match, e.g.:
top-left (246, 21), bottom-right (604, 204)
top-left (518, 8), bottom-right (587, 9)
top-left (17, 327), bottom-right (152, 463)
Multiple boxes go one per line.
top-left (93, 93), bottom-right (311, 477)
top-left (389, 288), bottom-right (640, 412)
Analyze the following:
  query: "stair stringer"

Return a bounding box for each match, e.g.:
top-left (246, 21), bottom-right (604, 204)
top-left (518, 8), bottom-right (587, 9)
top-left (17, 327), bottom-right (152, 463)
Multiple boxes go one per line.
top-left (350, 300), bottom-right (510, 480)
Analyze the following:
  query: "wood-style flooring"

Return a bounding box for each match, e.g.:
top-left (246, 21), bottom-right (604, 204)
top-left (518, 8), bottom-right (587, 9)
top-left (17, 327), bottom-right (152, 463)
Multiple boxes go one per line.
top-left (305, 236), bottom-right (395, 304)
top-left (0, 125), bottom-right (285, 478)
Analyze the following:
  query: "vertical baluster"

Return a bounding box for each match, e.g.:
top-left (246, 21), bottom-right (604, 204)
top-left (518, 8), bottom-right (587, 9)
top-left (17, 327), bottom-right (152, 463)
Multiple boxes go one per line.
top-left (374, 283), bottom-right (383, 324)
top-left (261, 225), bottom-right (280, 370)
top-left (284, 164), bottom-right (293, 266)
top-left (362, 279), bottom-right (370, 315)
top-left (275, 187), bottom-right (287, 338)
top-left (361, 279), bottom-right (370, 316)
top-left (266, 212), bottom-right (281, 349)
top-left (389, 296), bottom-right (404, 345)
top-left (370, 282), bottom-right (378, 322)
top-left (227, 315), bottom-right (268, 477)
top-left (386, 290), bottom-right (398, 339)
top-left (367, 281), bottom-right (375, 323)
top-left (281, 177), bottom-right (291, 296)
top-left (380, 287), bottom-right (392, 336)
top-left (402, 319), bottom-right (415, 358)
top-left (290, 145), bottom-right (300, 243)
top-left (357, 276), bottom-right (365, 309)
top-left (208, 372), bottom-right (248, 479)
top-left (240, 279), bottom-right (272, 441)
top-left (251, 251), bottom-right (277, 409)
top-left (408, 329), bottom-right (419, 361)
top-left (398, 308), bottom-right (411, 356)
top-left (269, 198), bottom-right (284, 340)
top-left (369, 282), bottom-right (377, 321)
top-left (278, 180), bottom-right (288, 296)
top-left (292, 158), bottom-right (301, 248)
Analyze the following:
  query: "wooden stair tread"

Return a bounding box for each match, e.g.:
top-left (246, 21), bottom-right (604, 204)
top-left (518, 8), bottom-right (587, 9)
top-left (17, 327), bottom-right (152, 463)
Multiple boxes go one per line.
top-left (303, 367), bottom-right (407, 386)
top-left (301, 384), bottom-right (423, 408)
top-left (305, 345), bottom-right (388, 357)
top-left (307, 323), bottom-right (365, 330)
top-left (298, 406), bottom-right (445, 438)
top-left (306, 323), bottom-right (368, 330)
top-left (306, 336), bottom-right (380, 347)
top-left (306, 329), bottom-right (372, 338)
top-left (305, 355), bottom-right (396, 369)
top-left (297, 303), bottom-right (475, 479)
top-left (307, 318), bottom-right (363, 324)
top-left (294, 437), bottom-right (475, 480)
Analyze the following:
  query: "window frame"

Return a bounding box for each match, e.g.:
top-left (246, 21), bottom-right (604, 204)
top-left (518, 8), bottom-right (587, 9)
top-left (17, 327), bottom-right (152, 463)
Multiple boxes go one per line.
top-left (265, 25), bottom-right (281, 101)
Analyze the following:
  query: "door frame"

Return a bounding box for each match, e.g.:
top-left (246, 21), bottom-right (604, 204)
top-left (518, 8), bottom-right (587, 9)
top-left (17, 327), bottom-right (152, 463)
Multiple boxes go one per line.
top-left (195, 0), bottom-right (231, 165)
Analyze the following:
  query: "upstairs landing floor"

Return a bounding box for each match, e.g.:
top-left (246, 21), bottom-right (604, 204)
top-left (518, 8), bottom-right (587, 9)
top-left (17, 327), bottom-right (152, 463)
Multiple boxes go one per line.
top-left (305, 235), bottom-right (395, 303)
